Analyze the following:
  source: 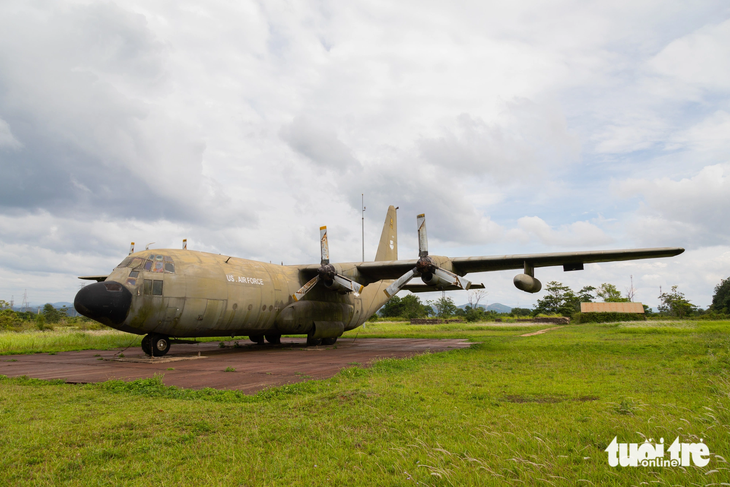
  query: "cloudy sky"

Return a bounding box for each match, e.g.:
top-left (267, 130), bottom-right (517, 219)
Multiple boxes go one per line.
top-left (1, 0), bottom-right (729, 309)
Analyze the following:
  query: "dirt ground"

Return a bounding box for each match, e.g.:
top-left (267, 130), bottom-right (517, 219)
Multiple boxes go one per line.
top-left (0, 338), bottom-right (471, 393)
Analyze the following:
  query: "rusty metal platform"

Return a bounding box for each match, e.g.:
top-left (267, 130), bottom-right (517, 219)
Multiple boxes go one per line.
top-left (0, 338), bottom-right (472, 393)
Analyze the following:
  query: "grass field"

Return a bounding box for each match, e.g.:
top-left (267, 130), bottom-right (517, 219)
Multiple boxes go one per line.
top-left (1, 320), bottom-right (729, 485)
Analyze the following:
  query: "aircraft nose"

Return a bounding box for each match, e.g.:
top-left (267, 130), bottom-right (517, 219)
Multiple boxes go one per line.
top-left (74, 281), bottom-right (132, 326)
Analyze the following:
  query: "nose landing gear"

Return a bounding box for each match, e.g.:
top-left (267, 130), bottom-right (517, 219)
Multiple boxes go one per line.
top-left (142, 334), bottom-right (171, 357)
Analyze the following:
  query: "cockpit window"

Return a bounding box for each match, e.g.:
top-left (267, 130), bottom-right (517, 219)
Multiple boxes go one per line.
top-left (117, 257), bottom-right (144, 269)
top-left (144, 260), bottom-right (153, 271)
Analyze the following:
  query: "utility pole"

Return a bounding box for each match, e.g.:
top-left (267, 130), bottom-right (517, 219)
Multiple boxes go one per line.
top-left (361, 194), bottom-right (366, 262)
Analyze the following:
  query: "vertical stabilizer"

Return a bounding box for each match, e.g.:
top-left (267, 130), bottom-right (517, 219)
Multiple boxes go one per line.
top-left (374, 205), bottom-right (398, 261)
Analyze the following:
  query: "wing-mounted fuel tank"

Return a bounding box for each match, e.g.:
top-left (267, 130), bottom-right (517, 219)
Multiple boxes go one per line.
top-left (513, 262), bottom-right (542, 293)
top-left (275, 300), bottom-right (354, 336)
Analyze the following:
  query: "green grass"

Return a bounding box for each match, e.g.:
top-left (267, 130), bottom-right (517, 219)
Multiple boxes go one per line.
top-left (0, 329), bottom-right (255, 356)
top-left (0, 321), bottom-right (729, 485)
top-left (0, 329), bottom-right (143, 355)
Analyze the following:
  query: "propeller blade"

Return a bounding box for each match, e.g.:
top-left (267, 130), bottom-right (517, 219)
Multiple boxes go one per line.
top-left (292, 275), bottom-right (320, 302)
top-left (433, 267), bottom-right (472, 290)
top-left (384, 268), bottom-right (418, 298)
top-left (320, 226), bottom-right (329, 264)
top-left (417, 213), bottom-right (428, 257)
top-left (332, 274), bottom-right (365, 296)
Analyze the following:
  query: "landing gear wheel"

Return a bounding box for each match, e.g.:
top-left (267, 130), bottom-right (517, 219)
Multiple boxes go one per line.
top-left (142, 334), bottom-right (170, 357)
top-left (141, 334), bottom-right (151, 355)
top-left (265, 334), bottom-right (281, 344)
top-left (249, 335), bottom-right (265, 344)
top-left (306, 336), bottom-right (322, 347)
top-left (321, 337), bottom-right (338, 346)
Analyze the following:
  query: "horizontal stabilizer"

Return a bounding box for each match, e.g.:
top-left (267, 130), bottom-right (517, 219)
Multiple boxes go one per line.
top-left (78, 275), bottom-right (108, 282)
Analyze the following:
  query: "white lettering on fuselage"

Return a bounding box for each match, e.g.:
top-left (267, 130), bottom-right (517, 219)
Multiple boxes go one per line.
top-left (226, 274), bottom-right (264, 286)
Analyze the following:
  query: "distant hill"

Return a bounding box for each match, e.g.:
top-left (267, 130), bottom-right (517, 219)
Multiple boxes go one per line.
top-left (457, 303), bottom-right (513, 313)
top-left (486, 303), bottom-right (512, 313)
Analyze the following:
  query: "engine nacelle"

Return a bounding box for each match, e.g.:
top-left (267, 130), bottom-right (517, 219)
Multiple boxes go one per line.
top-left (323, 279), bottom-right (352, 294)
top-left (421, 271), bottom-right (452, 288)
top-left (514, 274), bottom-right (542, 293)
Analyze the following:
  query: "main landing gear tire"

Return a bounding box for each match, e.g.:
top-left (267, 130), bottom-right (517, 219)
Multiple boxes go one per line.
top-left (249, 335), bottom-right (265, 344)
top-left (142, 334), bottom-right (171, 357)
top-left (306, 336), bottom-right (322, 346)
top-left (265, 334), bottom-right (281, 344)
top-left (321, 337), bottom-right (338, 346)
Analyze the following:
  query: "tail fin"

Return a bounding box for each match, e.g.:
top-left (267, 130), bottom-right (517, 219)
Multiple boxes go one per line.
top-left (374, 205), bottom-right (398, 261)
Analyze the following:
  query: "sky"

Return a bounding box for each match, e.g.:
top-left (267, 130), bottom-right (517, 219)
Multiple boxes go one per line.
top-left (1, 0), bottom-right (729, 309)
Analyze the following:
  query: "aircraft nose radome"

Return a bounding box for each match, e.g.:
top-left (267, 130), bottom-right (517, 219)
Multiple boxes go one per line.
top-left (74, 281), bottom-right (132, 326)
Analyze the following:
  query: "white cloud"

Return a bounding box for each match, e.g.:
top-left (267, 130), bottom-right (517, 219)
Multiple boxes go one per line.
top-left (649, 17), bottom-right (730, 93)
top-left (617, 163), bottom-right (730, 247)
top-left (507, 216), bottom-right (613, 248)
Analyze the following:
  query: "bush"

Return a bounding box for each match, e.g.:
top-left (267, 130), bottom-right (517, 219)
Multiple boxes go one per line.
top-left (573, 312), bottom-right (647, 323)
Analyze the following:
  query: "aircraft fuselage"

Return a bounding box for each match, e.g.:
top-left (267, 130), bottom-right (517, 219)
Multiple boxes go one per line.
top-left (76, 249), bottom-right (390, 339)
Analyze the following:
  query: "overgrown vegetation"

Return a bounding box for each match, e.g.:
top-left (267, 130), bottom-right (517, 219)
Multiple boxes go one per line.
top-left (0, 302), bottom-right (105, 333)
top-left (1, 320), bottom-right (729, 485)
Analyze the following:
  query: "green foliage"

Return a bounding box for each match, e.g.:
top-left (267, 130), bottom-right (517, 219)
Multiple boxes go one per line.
top-left (430, 296), bottom-right (458, 318)
top-left (379, 294), bottom-right (429, 319)
top-left (658, 285), bottom-right (697, 318)
top-left (42, 304), bottom-right (66, 324)
top-left (0, 309), bottom-right (24, 330)
top-left (35, 312), bottom-right (51, 331)
top-left (379, 295), bottom-right (403, 317)
top-left (400, 294), bottom-right (428, 319)
top-left (510, 307), bottom-right (532, 317)
top-left (711, 277), bottom-right (730, 314)
top-left (573, 312), bottom-right (647, 323)
top-left (596, 283), bottom-right (629, 302)
top-left (533, 281), bottom-right (579, 317)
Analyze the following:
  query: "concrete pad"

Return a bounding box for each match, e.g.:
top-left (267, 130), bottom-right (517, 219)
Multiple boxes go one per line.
top-left (0, 338), bottom-right (472, 393)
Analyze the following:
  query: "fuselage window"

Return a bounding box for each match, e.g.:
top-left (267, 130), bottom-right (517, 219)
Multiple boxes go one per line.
top-left (152, 280), bottom-right (163, 295)
top-left (126, 270), bottom-right (139, 287)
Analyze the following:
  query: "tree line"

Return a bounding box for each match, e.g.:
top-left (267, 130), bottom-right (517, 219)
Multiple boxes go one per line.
top-left (0, 301), bottom-right (93, 331)
top-left (376, 277), bottom-right (730, 321)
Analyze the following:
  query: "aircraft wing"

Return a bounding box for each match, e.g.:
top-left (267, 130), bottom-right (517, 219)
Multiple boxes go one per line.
top-left (356, 247), bottom-right (684, 280)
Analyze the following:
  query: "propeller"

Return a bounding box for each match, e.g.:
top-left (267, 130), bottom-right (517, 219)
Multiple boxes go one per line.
top-left (292, 226), bottom-right (365, 301)
top-left (383, 214), bottom-right (471, 298)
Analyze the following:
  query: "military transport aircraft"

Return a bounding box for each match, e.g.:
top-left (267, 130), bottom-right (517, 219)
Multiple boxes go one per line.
top-left (74, 206), bottom-right (684, 356)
